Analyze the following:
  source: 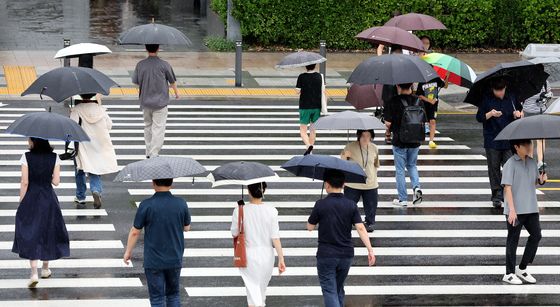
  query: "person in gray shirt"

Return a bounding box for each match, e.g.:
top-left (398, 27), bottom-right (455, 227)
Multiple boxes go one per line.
top-left (501, 139), bottom-right (547, 285)
top-left (132, 44), bottom-right (179, 158)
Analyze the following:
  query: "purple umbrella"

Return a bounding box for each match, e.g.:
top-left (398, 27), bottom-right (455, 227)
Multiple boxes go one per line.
top-left (384, 13), bottom-right (447, 31)
top-left (356, 26), bottom-right (425, 52)
top-left (345, 84), bottom-right (383, 110)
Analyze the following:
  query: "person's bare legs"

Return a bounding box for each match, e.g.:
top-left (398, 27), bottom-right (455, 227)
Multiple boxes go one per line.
top-left (30, 260), bottom-right (38, 278)
top-left (42, 261), bottom-right (49, 270)
top-left (309, 126), bottom-right (317, 146)
top-left (537, 139), bottom-right (545, 164)
top-left (300, 125), bottom-right (311, 147)
top-left (429, 119), bottom-right (436, 142)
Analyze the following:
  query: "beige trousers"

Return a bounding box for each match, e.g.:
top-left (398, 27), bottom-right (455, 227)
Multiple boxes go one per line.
top-left (143, 106), bottom-right (168, 157)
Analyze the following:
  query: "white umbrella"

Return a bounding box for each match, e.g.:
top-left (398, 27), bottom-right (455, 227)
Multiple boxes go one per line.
top-left (54, 43), bottom-right (112, 59)
top-left (545, 97), bottom-right (560, 114)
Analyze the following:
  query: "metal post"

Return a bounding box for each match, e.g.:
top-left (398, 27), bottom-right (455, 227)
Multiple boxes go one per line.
top-left (319, 40), bottom-right (327, 81)
top-left (63, 39), bottom-right (71, 67)
top-left (235, 40), bottom-right (242, 87)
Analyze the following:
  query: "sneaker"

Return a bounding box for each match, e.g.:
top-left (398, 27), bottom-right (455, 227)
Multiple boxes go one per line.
top-left (92, 192), bottom-right (102, 209)
top-left (502, 273), bottom-right (523, 285)
top-left (304, 145), bottom-right (314, 156)
top-left (40, 269), bottom-right (52, 279)
top-left (413, 188), bottom-right (423, 205)
top-left (428, 141), bottom-right (437, 149)
top-left (27, 275), bottom-right (39, 288)
top-left (74, 197), bottom-right (86, 209)
top-left (392, 199), bottom-right (408, 207)
top-left (492, 201), bottom-right (503, 209)
top-left (516, 266), bottom-right (536, 284)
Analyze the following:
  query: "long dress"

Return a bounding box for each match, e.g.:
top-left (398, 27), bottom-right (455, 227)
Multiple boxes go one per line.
top-left (231, 203), bottom-right (280, 306)
top-left (12, 152), bottom-right (70, 260)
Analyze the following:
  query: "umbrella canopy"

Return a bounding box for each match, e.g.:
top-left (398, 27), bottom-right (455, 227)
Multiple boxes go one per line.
top-left (313, 111), bottom-right (386, 131)
top-left (275, 51), bottom-right (326, 69)
top-left (356, 26), bottom-right (426, 52)
top-left (422, 53), bottom-right (477, 88)
top-left (348, 54), bottom-right (439, 85)
top-left (208, 161), bottom-right (279, 187)
top-left (118, 23), bottom-right (192, 46)
top-left (114, 156), bottom-right (206, 182)
top-left (6, 111), bottom-right (90, 142)
top-left (345, 84), bottom-right (383, 110)
top-left (54, 43), bottom-right (112, 59)
top-left (281, 155), bottom-right (366, 184)
top-left (494, 114), bottom-right (560, 141)
top-left (545, 97), bottom-right (560, 114)
top-left (529, 57), bottom-right (560, 83)
top-left (21, 67), bottom-right (118, 102)
top-left (384, 13), bottom-right (447, 31)
top-left (464, 60), bottom-right (549, 107)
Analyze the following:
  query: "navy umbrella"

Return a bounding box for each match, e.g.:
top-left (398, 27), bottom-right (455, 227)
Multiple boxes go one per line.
top-left (118, 22), bottom-right (192, 46)
top-left (208, 161), bottom-right (279, 199)
top-left (114, 156), bottom-right (207, 182)
top-left (6, 111), bottom-right (90, 142)
top-left (21, 67), bottom-right (118, 103)
top-left (348, 54), bottom-right (439, 85)
top-left (464, 60), bottom-right (549, 107)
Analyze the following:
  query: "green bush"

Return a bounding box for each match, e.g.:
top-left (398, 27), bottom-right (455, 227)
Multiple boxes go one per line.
top-left (204, 35), bottom-right (236, 52)
top-left (210, 0), bottom-right (228, 23)
top-left (210, 0), bottom-right (560, 50)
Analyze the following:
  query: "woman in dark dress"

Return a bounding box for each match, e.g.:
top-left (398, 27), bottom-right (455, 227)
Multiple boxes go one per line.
top-left (12, 137), bottom-right (70, 288)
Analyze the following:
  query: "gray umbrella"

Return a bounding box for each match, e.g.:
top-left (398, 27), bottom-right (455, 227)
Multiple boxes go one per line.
top-left (494, 115), bottom-right (560, 141)
top-left (312, 110), bottom-right (386, 142)
top-left (208, 161), bottom-right (279, 187)
top-left (348, 54), bottom-right (438, 85)
top-left (5, 111), bottom-right (90, 142)
top-left (275, 51), bottom-right (326, 69)
top-left (545, 97), bottom-right (560, 114)
top-left (118, 23), bottom-right (192, 46)
top-left (529, 57), bottom-right (560, 83)
top-left (21, 67), bottom-right (118, 103)
top-left (114, 156), bottom-right (207, 182)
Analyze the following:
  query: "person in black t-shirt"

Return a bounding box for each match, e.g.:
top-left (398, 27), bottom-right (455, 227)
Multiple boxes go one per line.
top-left (416, 76), bottom-right (448, 149)
top-left (296, 64), bottom-right (324, 155)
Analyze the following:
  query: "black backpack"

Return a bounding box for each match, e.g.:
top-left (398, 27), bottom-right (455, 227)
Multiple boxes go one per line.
top-left (398, 97), bottom-right (426, 144)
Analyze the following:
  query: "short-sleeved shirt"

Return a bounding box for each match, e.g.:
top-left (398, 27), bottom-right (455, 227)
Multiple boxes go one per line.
top-left (20, 153), bottom-right (61, 166)
top-left (385, 94), bottom-right (424, 148)
top-left (133, 191), bottom-right (191, 269)
top-left (343, 141), bottom-right (380, 190)
top-left (501, 154), bottom-right (539, 215)
top-left (308, 193), bottom-right (363, 258)
top-left (416, 81), bottom-right (440, 104)
top-left (132, 56), bottom-right (177, 110)
top-left (296, 72), bottom-right (322, 109)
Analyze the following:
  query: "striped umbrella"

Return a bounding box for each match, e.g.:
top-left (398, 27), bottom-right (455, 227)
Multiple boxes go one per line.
top-left (422, 53), bottom-right (477, 88)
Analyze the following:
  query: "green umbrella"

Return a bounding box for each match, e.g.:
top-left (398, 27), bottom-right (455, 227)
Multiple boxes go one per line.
top-left (422, 53), bottom-right (477, 88)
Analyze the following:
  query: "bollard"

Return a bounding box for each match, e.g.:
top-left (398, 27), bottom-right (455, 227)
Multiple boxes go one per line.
top-left (235, 40), bottom-right (243, 87)
top-left (319, 40), bottom-right (326, 83)
top-left (63, 39), bottom-right (71, 67)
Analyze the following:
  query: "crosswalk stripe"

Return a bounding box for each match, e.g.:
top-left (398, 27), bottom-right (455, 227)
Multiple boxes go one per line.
top-left (184, 285), bottom-right (560, 296)
top-left (181, 265), bottom-right (560, 277)
top-left (0, 278), bottom-right (142, 289)
top-left (183, 229), bottom-right (560, 239)
top-left (0, 240), bottom-right (123, 249)
top-left (184, 246), bottom-right (560, 257)
top-left (0, 209), bottom-right (107, 216)
top-left (0, 258), bottom-right (132, 269)
top-left (0, 300), bottom-right (150, 307)
top-left (102, 104), bottom-right (357, 110)
top-left (0, 224), bottom-right (114, 232)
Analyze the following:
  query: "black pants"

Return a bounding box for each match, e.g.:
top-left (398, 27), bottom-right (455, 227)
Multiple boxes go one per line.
top-left (344, 187), bottom-right (378, 225)
top-left (485, 148), bottom-right (512, 202)
top-left (505, 213), bottom-right (542, 274)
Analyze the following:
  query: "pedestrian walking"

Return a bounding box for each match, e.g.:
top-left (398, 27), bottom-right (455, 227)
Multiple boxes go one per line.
top-left (296, 64), bottom-right (324, 155)
top-left (12, 137), bottom-right (70, 288)
top-left (384, 83), bottom-right (425, 206)
top-left (340, 129), bottom-right (380, 232)
top-left (416, 76), bottom-right (449, 149)
top-left (522, 80), bottom-right (552, 172)
top-left (476, 78), bottom-right (523, 208)
top-left (231, 182), bottom-right (286, 307)
top-left (132, 44), bottom-right (179, 158)
top-left (307, 169), bottom-right (375, 307)
top-left (501, 139), bottom-right (547, 284)
top-left (382, 46), bottom-right (403, 144)
top-left (124, 178), bottom-right (191, 307)
top-left (70, 94), bottom-right (118, 209)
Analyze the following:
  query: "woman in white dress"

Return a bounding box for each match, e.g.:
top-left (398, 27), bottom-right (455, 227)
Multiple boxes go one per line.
top-left (231, 182), bottom-right (286, 307)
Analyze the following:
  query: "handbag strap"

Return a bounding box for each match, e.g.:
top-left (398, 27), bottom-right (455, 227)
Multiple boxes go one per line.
top-left (237, 204), bottom-right (244, 235)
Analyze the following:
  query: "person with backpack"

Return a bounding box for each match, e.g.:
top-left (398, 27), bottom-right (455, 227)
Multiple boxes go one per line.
top-left (384, 83), bottom-right (426, 207)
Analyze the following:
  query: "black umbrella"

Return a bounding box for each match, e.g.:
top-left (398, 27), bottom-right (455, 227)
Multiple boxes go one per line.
top-left (118, 22), bottom-right (192, 46)
top-left (464, 60), bottom-right (549, 107)
top-left (6, 111), bottom-right (90, 142)
top-left (207, 161), bottom-right (279, 200)
top-left (21, 67), bottom-right (118, 103)
top-left (348, 54), bottom-right (439, 85)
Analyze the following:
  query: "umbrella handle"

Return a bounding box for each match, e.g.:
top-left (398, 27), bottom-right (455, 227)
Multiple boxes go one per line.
top-left (321, 182), bottom-right (324, 199)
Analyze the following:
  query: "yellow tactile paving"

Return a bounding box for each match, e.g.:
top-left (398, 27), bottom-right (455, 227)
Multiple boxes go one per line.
top-left (3, 65), bottom-right (37, 95)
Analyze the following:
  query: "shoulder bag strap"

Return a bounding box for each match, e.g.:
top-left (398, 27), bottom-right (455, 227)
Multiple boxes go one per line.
top-left (237, 204), bottom-right (244, 235)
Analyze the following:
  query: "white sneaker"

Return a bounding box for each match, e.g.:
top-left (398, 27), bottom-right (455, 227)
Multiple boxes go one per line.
top-left (41, 268), bottom-right (52, 279)
top-left (413, 188), bottom-right (423, 205)
top-left (392, 199), bottom-right (408, 207)
top-left (502, 273), bottom-right (523, 285)
top-left (516, 266), bottom-right (536, 284)
top-left (27, 275), bottom-right (39, 288)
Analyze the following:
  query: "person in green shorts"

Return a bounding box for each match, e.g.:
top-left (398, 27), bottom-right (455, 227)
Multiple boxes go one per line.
top-left (296, 64), bottom-right (323, 155)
